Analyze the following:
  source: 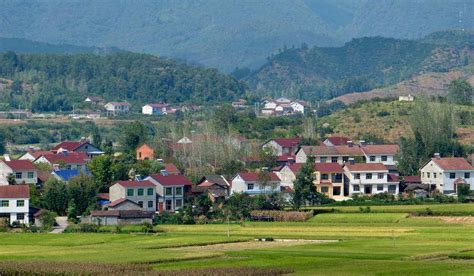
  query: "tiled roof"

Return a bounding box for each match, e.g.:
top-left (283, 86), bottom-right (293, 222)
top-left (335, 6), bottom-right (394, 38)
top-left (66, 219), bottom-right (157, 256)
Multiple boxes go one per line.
top-left (271, 138), bottom-right (301, 148)
top-left (52, 141), bottom-right (85, 151)
top-left (361, 144), bottom-right (400, 155)
top-left (24, 150), bottom-right (53, 159)
top-left (388, 174), bottom-right (400, 183)
top-left (0, 185), bottom-right (30, 198)
top-left (53, 169), bottom-right (87, 181)
top-left (3, 160), bottom-right (36, 170)
top-left (115, 180), bottom-right (155, 188)
top-left (431, 157), bottom-right (474, 171)
top-left (345, 163), bottom-right (388, 172)
top-left (149, 174), bottom-right (193, 186)
top-left (286, 163), bottom-right (303, 174)
top-left (197, 175), bottom-right (229, 187)
top-left (237, 172), bottom-right (280, 182)
top-left (164, 163), bottom-right (180, 174)
top-left (41, 152), bottom-right (89, 164)
top-left (314, 163), bottom-right (344, 173)
top-left (403, 176), bottom-right (421, 183)
top-left (97, 193), bottom-right (109, 200)
top-left (300, 146), bottom-right (338, 156)
top-left (333, 145), bottom-right (364, 156)
top-left (325, 136), bottom-right (351, 145)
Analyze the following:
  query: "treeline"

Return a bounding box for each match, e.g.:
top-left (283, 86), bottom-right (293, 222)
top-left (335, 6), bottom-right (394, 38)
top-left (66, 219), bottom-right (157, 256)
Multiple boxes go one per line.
top-left (0, 52), bottom-right (247, 112)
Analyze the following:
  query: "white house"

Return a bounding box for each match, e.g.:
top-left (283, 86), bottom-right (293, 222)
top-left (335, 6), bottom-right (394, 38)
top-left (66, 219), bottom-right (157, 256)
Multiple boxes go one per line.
top-left (290, 101), bottom-right (306, 114)
top-left (104, 102), bottom-right (130, 116)
top-left (360, 144), bottom-right (399, 166)
top-left (262, 137), bottom-right (301, 157)
top-left (34, 152), bottom-right (89, 171)
top-left (296, 145), bottom-right (363, 164)
top-left (109, 181), bottom-right (156, 212)
top-left (343, 163), bottom-right (399, 196)
top-left (0, 185), bottom-right (29, 225)
top-left (231, 172), bottom-right (281, 195)
top-left (142, 103), bottom-right (170, 115)
top-left (0, 160), bottom-right (37, 186)
top-left (420, 155), bottom-right (474, 194)
top-left (145, 173), bottom-right (193, 212)
top-left (275, 164), bottom-right (302, 188)
top-left (399, 94), bottom-right (414, 102)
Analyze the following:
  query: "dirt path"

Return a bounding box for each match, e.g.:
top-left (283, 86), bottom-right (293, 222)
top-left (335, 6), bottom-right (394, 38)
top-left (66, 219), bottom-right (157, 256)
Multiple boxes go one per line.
top-left (50, 216), bottom-right (68, 234)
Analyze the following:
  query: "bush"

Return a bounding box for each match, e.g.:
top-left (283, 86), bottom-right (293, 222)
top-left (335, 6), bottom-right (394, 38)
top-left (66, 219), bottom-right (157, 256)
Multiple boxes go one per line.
top-left (377, 111), bottom-right (390, 117)
top-left (140, 222), bottom-right (154, 233)
top-left (39, 210), bottom-right (57, 231)
top-left (250, 210), bottom-right (313, 222)
top-left (359, 206), bottom-right (371, 213)
top-left (64, 223), bottom-right (99, 233)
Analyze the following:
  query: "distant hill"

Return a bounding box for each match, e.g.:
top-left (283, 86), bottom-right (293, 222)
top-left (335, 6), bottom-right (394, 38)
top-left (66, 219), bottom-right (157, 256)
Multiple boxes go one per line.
top-left (0, 37), bottom-right (123, 55)
top-left (243, 31), bottom-right (474, 101)
top-left (0, 0), bottom-right (472, 71)
top-left (0, 52), bottom-right (247, 112)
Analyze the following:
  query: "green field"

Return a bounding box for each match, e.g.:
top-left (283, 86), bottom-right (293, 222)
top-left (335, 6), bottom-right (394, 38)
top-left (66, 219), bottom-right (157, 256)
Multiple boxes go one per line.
top-left (2, 205), bottom-right (474, 275)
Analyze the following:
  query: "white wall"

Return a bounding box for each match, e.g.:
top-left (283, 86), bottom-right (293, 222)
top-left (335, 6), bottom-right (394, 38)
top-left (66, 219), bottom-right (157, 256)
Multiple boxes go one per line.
top-left (365, 154), bottom-right (396, 165)
top-left (0, 198), bottom-right (29, 224)
top-left (231, 175), bottom-right (280, 194)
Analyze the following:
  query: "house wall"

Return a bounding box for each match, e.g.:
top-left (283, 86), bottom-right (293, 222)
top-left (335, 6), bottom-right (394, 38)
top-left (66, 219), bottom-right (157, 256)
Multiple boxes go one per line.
top-left (0, 198), bottom-right (29, 224)
top-left (0, 162), bottom-right (13, 185)
top-left (136, 146), bottom-right (154, 160)
top-left (91, 216), bottom-right (119, 226)
top-left (108, 201), bottom-right (143, 211)
top-left (263, 140), bottom-right (282, 156)
top-left (421, 161), bottom-right (474, 193)
top-left (142, 105), bottom-right (154, 115)
top-left (231, 175), bottom-right (280, 195)
top-left (295, 151), bottom-right (307, 163)
top-left (291, 102), bottom-right (304, 114)
top-left (160, 185), bottom-right (185, 212)
top-left (0, 163), bottom-right (37, 185)
top-left (18, 153), bottom-right (36, 161)
top-left (121, 186), bottom-right (156, 212)
top-left (314, 171), bottom-right (344, 199)
top-left (276, 166), bottom-right (296, 188)
top-left (343, 167), bottom-right (397, 196)
top-left (364, 154), bottom-right (396, 165)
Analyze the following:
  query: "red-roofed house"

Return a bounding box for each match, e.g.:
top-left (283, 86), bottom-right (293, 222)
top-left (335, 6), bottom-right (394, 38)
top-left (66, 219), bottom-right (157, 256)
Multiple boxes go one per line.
top-left (262, 137), bottom-right (301, 157)
top-left (145, 173), bottom-right (193, 212)
top-left (0, 185), bottom-right (30, 224)
top-left (163, 163), bottom-right (180, 175)
top-left (34, 152), bottom-right (89, 171)
top-left (360, 144), bottom-right (399, 165)
top-left (19, 150), bottom-right (53, 161)
top-left (296, 144), bottom-right (364, 164)
top-left (109, 181), bottom-right (156, 212)
top-left (231, 172), bottom-right (281, 195)
top-left (344, 163), bottom-right (399, 196)
top-left (420, 155), bottom-right (474, 194)
top-left (275, 163), bottom-right (303, 188)
top-left (314, 163), bottom-right (345, 199)
top-left (52, 140), bottom-right (102, 158)
top-left (323, 136), bottom-right (351, 146)
top-left (0, 160), bottom-right (37, 185)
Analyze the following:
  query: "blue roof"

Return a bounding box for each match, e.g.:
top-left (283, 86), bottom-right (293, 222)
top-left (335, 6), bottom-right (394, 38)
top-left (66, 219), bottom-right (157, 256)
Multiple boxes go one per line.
top-left (53, 168), bottom-right (90, 181)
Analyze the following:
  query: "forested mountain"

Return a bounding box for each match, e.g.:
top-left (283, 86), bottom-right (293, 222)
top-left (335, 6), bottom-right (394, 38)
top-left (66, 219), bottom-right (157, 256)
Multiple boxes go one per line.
top-left (0, 52), bottom-right (247, 112)
top-left (0, 37), bottom-right (122, 55)
top-left (0, 0), bottom-right (472, 71)
top-left (243, 31), bottom-right (474, 100)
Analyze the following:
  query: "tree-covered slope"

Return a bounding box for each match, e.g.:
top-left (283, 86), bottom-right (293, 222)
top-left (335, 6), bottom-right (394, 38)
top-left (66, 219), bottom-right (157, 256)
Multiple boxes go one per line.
top-left (0, 0), bottom-right (472, 71)
top-left (244, 31), bottom-right (473, 100)
top-left (0, 52), bottom-right (247, 112)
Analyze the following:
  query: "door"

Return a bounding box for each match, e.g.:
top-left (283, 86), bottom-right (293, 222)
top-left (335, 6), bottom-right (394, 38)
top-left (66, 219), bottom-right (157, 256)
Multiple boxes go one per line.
top-left (364, 185), bottom-right (372, 194)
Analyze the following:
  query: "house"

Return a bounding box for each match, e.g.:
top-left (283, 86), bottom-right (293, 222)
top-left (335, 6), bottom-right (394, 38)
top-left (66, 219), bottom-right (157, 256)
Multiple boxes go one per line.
top-left (136, 144), bottom-right (154, 160)
top-left (19, 149), bottom-right (52, 161)
top-left (275, 163), bottom-right (302, 188)
top-left (193, 175), bottom-right (230, 202)
top-left (105, 198), bottom-right (142, 211)
top-left (314, 163), bottom-right (345, 200)
top-left (231, 99), bottom-right (248, 109)
top-left (262, 138), bottom-right (301, 157)
top-left (296, 144), bottom-right (364, 164)
top-left (343, 162), bottom-right (399, 196)
top-left (145, 173), bottom-right (193, 212)
top-left (0, 160), bottom-right (37, 186)
top-left (52, 169), bottom-right (88, 182)
top-left (142, 103), bottom-right (170, 115)
top-left (323, 136), bottom-right (351, 146)
top-left (109, 180), bottom-right (156, 212)
top-left (0, 185), bottom-right (29, 225)
top-left (360, 144), bottom-right (399, 166)
top-left (231, 172), bottom-right (281, 195)
top-left (163, 163), bottom-right (180, 175)
top-left (420, 155), bottom-right (474, 194)
top-left (104, 102), bottom-right (130, 116)
top-left (52, 140), bottom-right (103, 158)
top-left (84, 96), bottom-right (105, 105)
top-left (261, 98), bottom-right (305, 116)
top-left (88, 210), bottom-right (154, 225)
top-left (34, 152), bottom-right (89, 171)
top-left (399, 94), bottom-right (414, 102)
top-left (290, 101), bottom-right (306, 114)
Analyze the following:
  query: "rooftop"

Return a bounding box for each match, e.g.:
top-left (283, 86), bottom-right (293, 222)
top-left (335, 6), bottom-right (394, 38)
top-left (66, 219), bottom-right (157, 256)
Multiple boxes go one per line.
top-left (0, 185), bottom-right (30, 198)
top-left (3, 160), bottom-right (36, 170)
top-left (237, 172), bottom-right (280, 182)
top-left (148, 174), bottom-right (193, 186)
top-left (431, 157), bottom-right (474, 171)
top-left (114, 180), bottom-right (155, 188)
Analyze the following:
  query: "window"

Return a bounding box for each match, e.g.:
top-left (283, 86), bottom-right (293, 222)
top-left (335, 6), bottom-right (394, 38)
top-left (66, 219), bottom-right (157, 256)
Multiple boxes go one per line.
top-left (127, 189), bottom-right (134, 196)
top-left (450, 173), bottom-right (455, 179)
top-left (165, 200), bottom-right (172, 210)
top-left (321, 186), bottom-right (329, 193)
top-left (147, 201), bottom-right (153, 208)
top-left (165, 187), bottom-right (173, 196)
top-left (139, 152), bottom-right (142, 158)
top-left (175, 199), bottom-right (183, 209)
top-left (465, 173), bottom-right (471, 179)
top-left (353, 185), bottom-right (360, 192)
top-left (369, 156), bottom-right (376, 162)
top-left (331, 157), bottom-right (338, 163)
top-left (66, 165), bottom-right (72, 170)
top-left (1, 200), bottom-right (8, 207)
top-left (427, 172), bottom-right (430, 178)
top-left (433, 173), bottom-right (437, 178)
top-left (16, 213), bottom-right (24, 220)
top-left (378, 173), bottom-right (384, 179)
top-left (366, 173), bottom-right (372, 180)
top-left (355, 173), bottom-right (360, 180)
top-left (333, 186), bottom-right (341, 195)
top-left (247, 183), bottom-right (254, 190)
top-left (422, 172), bottom-right (425, 177)
top-left (137, 188), bottom-right (144, 196)
top-left (388, 185), bottom-right (397, 194)
top-left (15, 172), bottom-right (22, 179)
top-left (377, 185), bottom-right (383, 191)
top-left (147, 188), bottom-right (154, 196)
top-left (27, 172), bottom-right (34, 179)
top-left (138, 201), bottom-right (143, 208)
top-left (342, 157), bottom-right (349, 163)
top-left (321, 174), bottom-right (329, 180)
top-left (381, 156), bottom-right (388, 162)
top-left (16, 200), bottom-right (24, 207)
top-left (320, 157), bottom-right (327, 163)
top-left (175, 187), bottom-right (183, 196)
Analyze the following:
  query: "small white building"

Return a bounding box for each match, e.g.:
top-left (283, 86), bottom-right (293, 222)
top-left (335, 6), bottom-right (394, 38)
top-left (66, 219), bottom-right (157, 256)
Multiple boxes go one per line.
top-left (343, 163), bottom-right (399, 196)
top-left (0, 185), bottom-right (29, 225)
top-left (0, 160), bottom-right (37, 186)
top-left (104, 102), bottom-right (130, 116)
top-left (142, 103), bottom-right (170, 115)
top-left (420, 155), bottom-right (474, 194)
top-left (231, 172), bottom-right (281, 195)
top-left (262, 138), bottom-right (301, 157)
top-left (399, 94), bottom-right (414, 102)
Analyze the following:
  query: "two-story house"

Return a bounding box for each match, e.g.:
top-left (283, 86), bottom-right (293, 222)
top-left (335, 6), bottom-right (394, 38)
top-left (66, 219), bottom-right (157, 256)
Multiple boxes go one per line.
top-left (262, 138), bottom-right (301, 157)
top-left (52, 140), bottom-right (103, 158)
top-left (34, 152), bottom-right (89, 171)
top-left (314, 163), bottom-right (345, 200)
top-left (344, 163), bottom-right (399, 196)
top-left (0, 160), bottom-right (37, 186)
top-left (231, 172), bottom-right (281, 195)
top-left (108, 181), bottom-right (156, 212)
top-left (145, 173), bottom-right (193, 212)
top-left (142, 103), bottom-right (170, 115)
top-left (0, 185), bottom-right (29, 225)
top-left (296, 144), bottom-right (364, 164)
top-left (420, 155), bottom-right (474, 194)
top-left (360, 144), bottom-right (399, 166)
top-left (104, 102), bottom-right (130, 116)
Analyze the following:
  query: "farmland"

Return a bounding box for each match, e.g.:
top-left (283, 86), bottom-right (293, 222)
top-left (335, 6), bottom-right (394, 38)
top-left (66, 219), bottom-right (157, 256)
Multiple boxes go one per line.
top-left (2, 205), bottom-right (474, 275)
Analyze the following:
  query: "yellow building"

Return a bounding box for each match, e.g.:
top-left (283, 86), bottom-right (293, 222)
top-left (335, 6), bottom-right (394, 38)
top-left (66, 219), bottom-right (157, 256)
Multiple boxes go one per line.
top-left (313, 163), bottom-right (345, 200)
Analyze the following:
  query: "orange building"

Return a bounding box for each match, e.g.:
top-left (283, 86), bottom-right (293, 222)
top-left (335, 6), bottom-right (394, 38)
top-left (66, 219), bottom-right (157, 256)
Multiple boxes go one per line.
top-left (136, 144), bottom-right (155, 160)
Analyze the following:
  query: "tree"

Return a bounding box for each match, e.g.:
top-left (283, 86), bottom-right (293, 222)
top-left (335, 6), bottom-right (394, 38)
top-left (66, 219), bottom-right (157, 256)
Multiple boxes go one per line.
top-left (67, 200), bottom-right (80, 224)
top-left (87, 155), bottom-right (114, 192)
top-left (292, 156), bottom-right (319, 209)
top-left (457, 184), bottom-right (471, 203)
top-left (42, 178), bottom-right (68, 215)
top-left (67, 174), bottom-right (99, 215)
top-left (39, 210), bottom-right (57, 231)
top-left (120, 121), bottom-right (148, 154)
top-left (448, 79), bottom-right (473, 105)
top-left (7, 173), bottom-right (16, 185)
top-left (259, 147), bottom-right (277, 169)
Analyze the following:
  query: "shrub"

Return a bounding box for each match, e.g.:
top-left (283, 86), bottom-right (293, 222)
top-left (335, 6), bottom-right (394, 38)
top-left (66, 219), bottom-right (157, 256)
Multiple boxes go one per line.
top-left (39, 210), bottom-right (57, 231)
top-left (359, 206), bottom-right (371, 213)
top-left (64, 223), bottom-right (99, 233)
top-left (140, 222), bottom-right (154, 233)
top-left (377, 111), bottom-right (390, 117)
top-left (250, 210), bottom-right (313, 222)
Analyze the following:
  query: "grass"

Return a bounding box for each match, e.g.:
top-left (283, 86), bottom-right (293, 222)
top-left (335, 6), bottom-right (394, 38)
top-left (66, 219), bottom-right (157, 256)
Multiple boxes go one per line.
top-left (2, 205), bottom-right (474, 274)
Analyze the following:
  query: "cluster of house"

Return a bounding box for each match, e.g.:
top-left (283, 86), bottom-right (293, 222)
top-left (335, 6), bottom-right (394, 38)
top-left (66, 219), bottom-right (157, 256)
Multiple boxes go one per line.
top-left (261, 98), bottom-right (306, 116)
